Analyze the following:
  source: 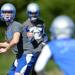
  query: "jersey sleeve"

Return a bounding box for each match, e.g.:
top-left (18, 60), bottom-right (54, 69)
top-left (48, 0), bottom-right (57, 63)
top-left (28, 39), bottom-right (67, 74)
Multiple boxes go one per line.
top-left (12, 23), bottom-right (22, 33)
top-left (35, 44), bottom-right (52, 72)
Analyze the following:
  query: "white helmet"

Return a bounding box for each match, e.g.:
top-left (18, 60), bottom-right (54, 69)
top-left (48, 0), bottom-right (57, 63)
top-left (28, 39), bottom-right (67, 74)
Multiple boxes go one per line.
top-left (27, 3), bottom-right (40, 21)
top-left (50, 15), bottom-right (74, 40)
top-left (1, 3), bottom-right (16, 22)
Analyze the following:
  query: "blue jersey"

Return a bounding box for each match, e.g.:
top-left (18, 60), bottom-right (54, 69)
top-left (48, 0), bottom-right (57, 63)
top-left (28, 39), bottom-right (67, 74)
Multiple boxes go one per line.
top-left (48, 38), bottom-right (75, 75)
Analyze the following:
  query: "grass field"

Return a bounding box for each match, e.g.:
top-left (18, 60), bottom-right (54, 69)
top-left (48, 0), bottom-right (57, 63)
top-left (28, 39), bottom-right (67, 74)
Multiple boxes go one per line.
top-left (0, 51), bottom-right (62, 75)
top-left (45, 60), bottom-right (63, 75)
top-left (0, 51), bottom-right (15, 75)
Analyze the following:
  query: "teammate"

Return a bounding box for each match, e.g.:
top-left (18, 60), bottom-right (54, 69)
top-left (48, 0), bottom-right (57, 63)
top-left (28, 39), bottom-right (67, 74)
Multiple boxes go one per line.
top-left (35, 15), bottom-right (75, 75)
top-left (23, 3), bottom-right (48, 75)
top-left (0, 3), bottom-right (33, 75)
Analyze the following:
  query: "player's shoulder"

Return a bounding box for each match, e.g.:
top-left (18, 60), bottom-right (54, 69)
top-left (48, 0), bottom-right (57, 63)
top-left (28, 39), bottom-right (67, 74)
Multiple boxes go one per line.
top-left (69, 38), bottom-right (75, 43)
top-left (11, 21), bottom-right (23, 30)
top-left (48, 38), bottom-right (75, 45)
top-left (22, 19), bottom-right (30, 26)
top-left (10, 21), bottom-right (23, 32)
top-left (13, 21), bottom-right (22, 26)
top-left (47, 39), bottom-right (58, 46)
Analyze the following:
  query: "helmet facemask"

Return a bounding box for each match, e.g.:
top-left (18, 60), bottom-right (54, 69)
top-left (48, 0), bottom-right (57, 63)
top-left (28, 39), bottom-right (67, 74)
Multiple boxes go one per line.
top-left (27, 3), bottom-right (40, 22)
top-left (28, 11), bottom-right (39, 22)
top-left (1, 10), bottom-right (15, 22)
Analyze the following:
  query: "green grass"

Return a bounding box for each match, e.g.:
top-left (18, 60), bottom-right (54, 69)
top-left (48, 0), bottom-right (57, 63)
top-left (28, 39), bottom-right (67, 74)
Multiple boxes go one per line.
top-left (45, 60), bottom-right (62, 75)
top-left (0, 51), bottom-right (15, 75)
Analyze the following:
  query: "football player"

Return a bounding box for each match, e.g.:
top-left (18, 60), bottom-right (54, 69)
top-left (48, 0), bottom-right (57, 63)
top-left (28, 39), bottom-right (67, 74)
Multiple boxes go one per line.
top-left (0, 3), bottom-right (32, 75)
top-left (23, 3), bottom-right (48, 75)
top-left (35, 15), bottom-right (75, 75)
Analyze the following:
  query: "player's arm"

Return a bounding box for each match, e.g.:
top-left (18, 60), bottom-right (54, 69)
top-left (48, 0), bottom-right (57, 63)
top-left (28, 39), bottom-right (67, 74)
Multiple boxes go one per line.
top-left (34, 45), bottom-right (52, 72)
top-left (6, 32), bottom-right (20, 50)
top-left (0, 32), bottom-right (20, 53)
top-left (0, 42), bottom-right (9, 47)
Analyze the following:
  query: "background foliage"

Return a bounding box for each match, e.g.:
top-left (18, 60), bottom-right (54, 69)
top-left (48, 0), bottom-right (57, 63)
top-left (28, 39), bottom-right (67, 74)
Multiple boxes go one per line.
top-left (0, 0), bottom-right (75, 36)
top-left (0, 0), bottom-right (75, 75)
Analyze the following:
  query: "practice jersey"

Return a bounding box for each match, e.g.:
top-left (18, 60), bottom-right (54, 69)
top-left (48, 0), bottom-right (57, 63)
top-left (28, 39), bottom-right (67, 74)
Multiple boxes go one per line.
top-left (5, 21), bottom-right (23, 55)
top-left (48, 38), bottom-right (75, 75)
top-left (23, 19), bottom-right (48, 52)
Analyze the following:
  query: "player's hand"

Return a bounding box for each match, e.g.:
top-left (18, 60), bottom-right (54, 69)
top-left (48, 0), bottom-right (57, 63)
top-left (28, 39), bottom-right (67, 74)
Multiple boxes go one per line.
top-left (3, 42), bottom-right (9, 47)
top-left (0, 42), bottom-right (9, 48)
top-left (27, 32), bottom-right (33, 37)
top-left (0, 47), bottom-right (7, 53)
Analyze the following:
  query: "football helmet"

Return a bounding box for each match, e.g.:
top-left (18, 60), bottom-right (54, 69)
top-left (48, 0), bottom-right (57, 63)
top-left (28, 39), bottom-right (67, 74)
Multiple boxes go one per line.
top-left (1, 3), bottom-right (16, 22)
top-left (50, 15), bottom-right (74, 39)
top-left (27, 3), bottom-right (40, 21)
